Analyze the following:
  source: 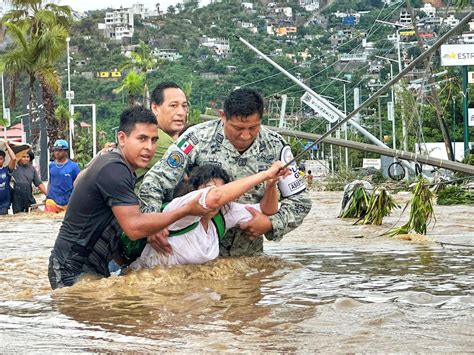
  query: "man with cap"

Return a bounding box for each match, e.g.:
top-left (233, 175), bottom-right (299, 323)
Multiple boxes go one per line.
top-left (45, 139), bottom-right (80, 213)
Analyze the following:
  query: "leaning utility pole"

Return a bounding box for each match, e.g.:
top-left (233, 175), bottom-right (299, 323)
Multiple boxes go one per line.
top-left (406, 0), bottom-right (455, 161)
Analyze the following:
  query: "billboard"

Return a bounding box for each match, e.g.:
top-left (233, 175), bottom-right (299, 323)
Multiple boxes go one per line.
top-left (440, 44), bottom-right (474, 66)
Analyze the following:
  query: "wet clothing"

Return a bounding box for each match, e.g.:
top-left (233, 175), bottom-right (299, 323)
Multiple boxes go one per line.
top-left (0, 166), bottom-right (12, 214)
top-left (131, 187), bottom-right (262, 269)
top-left (47, 159), bottom-right (80, 207)
top-left (48, 151), bottom-right (139, 289)
top-left (139, 120), bottom-right (312, 257)
top-left (44, 198), bottom-right (67, 213)
top-left (11, 164), bottom-right (42, 214)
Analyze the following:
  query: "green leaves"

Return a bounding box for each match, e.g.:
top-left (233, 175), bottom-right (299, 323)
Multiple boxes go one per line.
top-left (385, 178), bottom-right (435, 237)
top-left (339, 186), bottom-right (371, 219)
top-left (360, 188), bottom-right (399, 225)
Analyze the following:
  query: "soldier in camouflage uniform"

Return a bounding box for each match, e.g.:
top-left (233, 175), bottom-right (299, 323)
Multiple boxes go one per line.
top-left (139, 88), bottom-right (312, 256)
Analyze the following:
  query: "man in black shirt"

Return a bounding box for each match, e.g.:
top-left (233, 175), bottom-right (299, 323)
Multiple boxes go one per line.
top-left (48, 107), bottom-right (207, 289)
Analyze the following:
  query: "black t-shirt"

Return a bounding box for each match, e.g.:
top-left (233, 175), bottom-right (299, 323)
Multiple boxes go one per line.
top-left (57, 152), bottom-right (139, 247)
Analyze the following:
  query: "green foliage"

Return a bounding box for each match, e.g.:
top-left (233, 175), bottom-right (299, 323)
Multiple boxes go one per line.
top-left (113, 71), bottom-right (145, 107)
top-left (437, 185), bottom-right (474, 206)
top-left (360, 188), bottom-right (399, 225)
top-left (339, 185), bottom-right (371, 218)
top-left (385, 178), bottom-right (435, 236)
top-left (371, 169), bottom-right (386, 184)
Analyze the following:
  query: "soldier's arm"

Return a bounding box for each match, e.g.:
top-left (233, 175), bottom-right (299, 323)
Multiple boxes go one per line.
top-left (265, 139), bottom-right (312, 241)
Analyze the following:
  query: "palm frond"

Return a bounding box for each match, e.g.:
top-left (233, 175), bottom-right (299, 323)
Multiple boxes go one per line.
top-left (36, 66), bottom-right (61, 94)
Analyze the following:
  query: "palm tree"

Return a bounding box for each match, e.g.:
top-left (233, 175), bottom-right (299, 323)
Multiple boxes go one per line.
top-left (119, 40), bottom-right (156, 107)
top-left (113, 71), bottom-right (145, 107)
top-left (0, 0), bottom-right (72, 150)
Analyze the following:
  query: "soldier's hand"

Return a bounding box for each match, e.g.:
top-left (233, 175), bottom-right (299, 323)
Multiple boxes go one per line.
top-left (266, 161), bottom-right (290, 180)
top-left (147, 228), bottom-right (172, 255)
top-left (239, 207), bottom-right (273, 240)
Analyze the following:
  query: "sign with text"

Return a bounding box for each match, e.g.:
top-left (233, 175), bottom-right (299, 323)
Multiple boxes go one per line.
top-left (440, 44), bottom-right (474, 66)
top-left (301, 91), bottom-right (342, 123)
top-left (363, 158), bottom-right (381, 170)
top-left (387, 101), bottom-right (394, 122)
top-left (469, 108), bottom-right (474, 127)
top-left (469, 72), bottom-right (474, 84)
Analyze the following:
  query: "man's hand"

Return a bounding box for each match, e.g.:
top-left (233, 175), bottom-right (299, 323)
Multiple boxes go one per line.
top-left (147, 228), bottom-right (172, 255)
top-left (185, 193), bottom-right (210, 216)
top-left (239, 207), bottom-right (273, 241)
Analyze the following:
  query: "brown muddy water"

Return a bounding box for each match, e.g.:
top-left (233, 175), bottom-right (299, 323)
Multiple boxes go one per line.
top-left (0, 191), bottom-right (473, 352)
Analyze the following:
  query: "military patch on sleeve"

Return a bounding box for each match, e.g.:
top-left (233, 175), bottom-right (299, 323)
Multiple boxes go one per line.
top-left (166, 150), bottom-right (185, 168)
top-left (177, 138), bottom-right (194, 154)
top-left (215, 133), bottom-right (224, 144)
top-left (187, 132), bottom-right (199, 145)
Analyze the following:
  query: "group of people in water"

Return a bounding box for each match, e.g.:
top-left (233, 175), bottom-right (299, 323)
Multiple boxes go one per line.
top-left (6, 82), bottom-right (313, 290)
top-left (0, 138), bottom-right (81, 215)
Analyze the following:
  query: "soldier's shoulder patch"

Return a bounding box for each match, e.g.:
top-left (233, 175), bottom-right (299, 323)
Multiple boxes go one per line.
top-left (264, 127), bottom-right (287, 146)
top-left (166, 150), bottom-right (185, 168)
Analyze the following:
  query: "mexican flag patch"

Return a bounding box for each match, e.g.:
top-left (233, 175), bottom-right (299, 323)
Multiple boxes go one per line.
top-left (177, 138), bottom-right (194, 154)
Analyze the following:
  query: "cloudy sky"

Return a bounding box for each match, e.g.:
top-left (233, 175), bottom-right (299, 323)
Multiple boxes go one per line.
top-left (59, 0), bottom-right (211, 12)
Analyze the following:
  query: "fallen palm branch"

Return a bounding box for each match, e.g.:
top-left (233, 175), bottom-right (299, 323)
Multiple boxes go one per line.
top-left (339, 181), bottom-right (372, 219)
top-left (385, 178), bottom-right (435, 237)
top-left (359, 188), bottom-right (399, 225)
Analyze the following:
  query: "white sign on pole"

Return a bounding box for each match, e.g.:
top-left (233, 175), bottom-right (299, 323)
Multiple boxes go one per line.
top-left (66, 90), bottom-right (75, 100)
top-left (387, 101), bottom-right (394, 122)
top-left (469, 108), bottom-right (474, 127)
top-left (363, 158), bottom-right (381, 170)
top-left (469, 71), bottom-right (474, 84)
top-left (440, 44), bottom-right (474, 66)
top-left (3, 108), bottom-right (10, 126)
top-left (301, 92), bottom-right (340, 123)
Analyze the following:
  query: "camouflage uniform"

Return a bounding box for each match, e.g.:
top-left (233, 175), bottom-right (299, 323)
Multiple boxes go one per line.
top-left (139, 120), bottom-right (312, 256)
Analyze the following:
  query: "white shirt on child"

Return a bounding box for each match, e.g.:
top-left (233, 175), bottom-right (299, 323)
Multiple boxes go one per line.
top-left (130, 186), bottom-right (261, 269)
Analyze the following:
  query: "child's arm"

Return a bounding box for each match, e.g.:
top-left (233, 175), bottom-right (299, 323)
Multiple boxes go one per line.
top-left (205, 161), bottom-right (288, 210)
top-left (260, 179), bottom-right (279, 215)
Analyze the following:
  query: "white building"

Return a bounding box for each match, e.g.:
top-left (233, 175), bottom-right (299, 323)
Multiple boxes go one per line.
top-left (200, 37), bottom-right (230, 58)
top-left (399, 9), bottom-right (412, 26)
top-left (420, 3), bottom-right (436, 18)
top-left (444, 14), bottom-right (460, 28)
top-left (152, 48), bottom-right (182, 61)
top-left (240, 22), bottom-right (258, 34)
top-left (100, 7), bottom-right (135, 41)
top-left (461, 32), bottom-right (474, 44)
top-left (299, 0), bottom-right (319, 12)
top-left (275, 7), bottom-right (292, 18)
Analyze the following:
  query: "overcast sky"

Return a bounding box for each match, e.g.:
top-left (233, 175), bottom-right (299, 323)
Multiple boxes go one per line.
top-left (59, 0), bottom-right (184, 13)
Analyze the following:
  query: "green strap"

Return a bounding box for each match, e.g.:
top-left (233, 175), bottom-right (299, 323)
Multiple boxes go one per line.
top-left (120, 205), bottom-right (227, 263)
top-left (210, 211), bottom-right (226, 240)
top-left (168, 212), bottom-right (226, 240)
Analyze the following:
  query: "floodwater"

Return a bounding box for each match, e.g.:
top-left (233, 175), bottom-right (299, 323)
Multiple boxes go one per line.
top-left (0, 191), bottom-right (473, 352)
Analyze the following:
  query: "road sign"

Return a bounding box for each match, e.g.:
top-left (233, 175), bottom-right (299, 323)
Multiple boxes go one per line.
top-left (3, 108), bottom-right (10, 126)
top-left (440, 44), bottom-right (474, 66)
top-left (363, 158), bottom-right (381, 170)
top-left (468, 72), bottom-right (474, 84)
top-left (301, 92), bottom-right (341, 123)
top-left (387, 101), bottom-right (394, 122)
top-left (66, 90), bottom-right (75, 100)
top-left (469, 108), bottom-right (474, 127)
